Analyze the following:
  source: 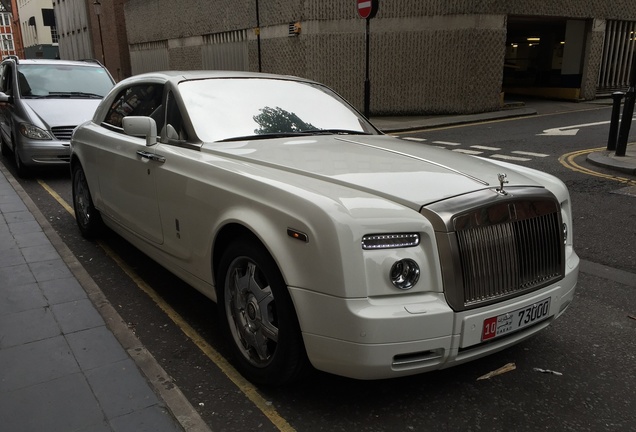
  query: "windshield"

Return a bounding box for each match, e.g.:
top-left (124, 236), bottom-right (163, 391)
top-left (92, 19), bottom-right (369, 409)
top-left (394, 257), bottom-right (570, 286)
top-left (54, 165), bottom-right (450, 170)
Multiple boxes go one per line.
top-left (178, 78), bottom-right (377, 142)
top-left (18, 63), bottom-right (114, 98)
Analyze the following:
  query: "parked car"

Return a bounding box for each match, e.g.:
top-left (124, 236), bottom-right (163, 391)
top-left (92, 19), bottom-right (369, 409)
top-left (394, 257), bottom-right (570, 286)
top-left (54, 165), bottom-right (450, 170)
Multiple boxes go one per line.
top-left (0, 57), bottom-right (115, 176)
top-left (70, 71), bottom-right (579, 385)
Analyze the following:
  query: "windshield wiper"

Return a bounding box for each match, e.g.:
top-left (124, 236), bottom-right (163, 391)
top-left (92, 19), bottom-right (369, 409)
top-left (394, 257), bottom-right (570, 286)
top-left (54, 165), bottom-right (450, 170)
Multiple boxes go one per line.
top-left (47, 91), bottom-right (103, 99)
top-left (218, 132), bottom-right (315, 142)
top-left (299, 129), bottom-right (373, 136)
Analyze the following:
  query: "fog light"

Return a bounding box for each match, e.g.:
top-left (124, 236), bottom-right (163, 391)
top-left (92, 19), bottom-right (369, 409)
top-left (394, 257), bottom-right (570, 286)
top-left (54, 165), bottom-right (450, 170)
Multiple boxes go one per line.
top-left (390, 259), bottom-right (420, 290)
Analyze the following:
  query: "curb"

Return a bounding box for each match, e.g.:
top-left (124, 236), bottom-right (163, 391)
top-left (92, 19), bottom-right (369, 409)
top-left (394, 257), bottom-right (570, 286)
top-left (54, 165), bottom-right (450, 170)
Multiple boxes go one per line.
top-left (372, 107), bottom-right (538, 133)
top-left (586, 148), bottom-right (636, 176)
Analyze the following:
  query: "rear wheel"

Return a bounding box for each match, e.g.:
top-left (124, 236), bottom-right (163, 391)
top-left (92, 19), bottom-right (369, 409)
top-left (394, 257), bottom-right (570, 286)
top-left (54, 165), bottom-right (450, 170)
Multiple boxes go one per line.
top-left (217, 238), bottom-right (309, 385)
top-left (72, 163), bottom-right (103, 238)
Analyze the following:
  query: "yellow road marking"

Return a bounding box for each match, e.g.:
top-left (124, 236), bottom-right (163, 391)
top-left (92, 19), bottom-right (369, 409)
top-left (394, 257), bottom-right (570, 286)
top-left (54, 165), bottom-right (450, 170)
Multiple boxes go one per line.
top-left (38, 180), bottom-right (296, 432)
top-left (558, 148), bottom-right (636, 185)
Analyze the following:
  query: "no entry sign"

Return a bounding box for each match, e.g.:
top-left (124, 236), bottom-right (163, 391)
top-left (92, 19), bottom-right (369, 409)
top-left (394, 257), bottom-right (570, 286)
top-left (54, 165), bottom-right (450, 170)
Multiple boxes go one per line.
top-left (357, 0), bottom-right (378, 19)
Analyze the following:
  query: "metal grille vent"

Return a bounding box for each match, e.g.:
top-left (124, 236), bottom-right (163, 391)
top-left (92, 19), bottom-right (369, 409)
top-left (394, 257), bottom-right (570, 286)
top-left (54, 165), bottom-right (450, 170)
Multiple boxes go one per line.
top-left (456, 211), bottom-right (563, 307)
top-left (51, 126), bottom-right (76, 141)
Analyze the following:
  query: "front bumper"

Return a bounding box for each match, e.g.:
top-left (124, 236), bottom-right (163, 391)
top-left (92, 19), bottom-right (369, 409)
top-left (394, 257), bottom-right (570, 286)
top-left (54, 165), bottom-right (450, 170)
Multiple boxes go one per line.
top-left (17, 139), bottom-right (70, 167)
top-left (290, 252), bottom-right (579, 380)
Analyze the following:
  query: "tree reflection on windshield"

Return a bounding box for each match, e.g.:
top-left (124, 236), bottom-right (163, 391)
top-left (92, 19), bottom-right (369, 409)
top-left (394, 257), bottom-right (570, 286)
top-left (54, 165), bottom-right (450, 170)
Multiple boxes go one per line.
top-left (253, 106), bottom-right (315, 134)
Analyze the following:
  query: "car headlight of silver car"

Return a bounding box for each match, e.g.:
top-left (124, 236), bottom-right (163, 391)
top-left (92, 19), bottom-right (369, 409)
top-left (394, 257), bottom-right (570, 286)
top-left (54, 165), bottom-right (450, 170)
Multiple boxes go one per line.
top-left (19, 123), bottom-right (53, 140)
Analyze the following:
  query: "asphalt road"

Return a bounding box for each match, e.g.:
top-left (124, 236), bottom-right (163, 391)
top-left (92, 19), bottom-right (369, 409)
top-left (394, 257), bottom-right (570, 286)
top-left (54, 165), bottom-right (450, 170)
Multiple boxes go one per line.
top-left (3, 102), bottom-right (635, 431)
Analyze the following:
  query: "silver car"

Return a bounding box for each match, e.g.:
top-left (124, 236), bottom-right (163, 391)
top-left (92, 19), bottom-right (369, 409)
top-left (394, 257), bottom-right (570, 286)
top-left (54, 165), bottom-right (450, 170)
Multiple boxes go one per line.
top-left (0, 57), bottom-right (114, 176)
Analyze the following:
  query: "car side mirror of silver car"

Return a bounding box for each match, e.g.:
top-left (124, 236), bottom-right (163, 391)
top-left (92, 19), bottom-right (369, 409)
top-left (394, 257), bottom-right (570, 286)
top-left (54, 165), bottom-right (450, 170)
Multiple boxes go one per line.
top-left (0, 91), bottom-right (11, 104)
top-left (123, 116), bottom-right (157, 147)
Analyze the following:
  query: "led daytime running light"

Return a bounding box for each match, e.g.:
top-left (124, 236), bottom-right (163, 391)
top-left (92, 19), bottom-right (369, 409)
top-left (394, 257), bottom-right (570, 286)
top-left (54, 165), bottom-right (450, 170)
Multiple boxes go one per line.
top-left (362, 233), bottom-right (420, 250)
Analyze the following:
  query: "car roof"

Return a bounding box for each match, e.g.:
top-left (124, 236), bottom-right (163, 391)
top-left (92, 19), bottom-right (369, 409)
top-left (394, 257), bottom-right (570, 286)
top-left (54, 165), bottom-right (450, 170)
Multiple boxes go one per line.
top-left (120, 70), bottom-right (319, 86)
top-left (3, 58), bottom-right (106, 69)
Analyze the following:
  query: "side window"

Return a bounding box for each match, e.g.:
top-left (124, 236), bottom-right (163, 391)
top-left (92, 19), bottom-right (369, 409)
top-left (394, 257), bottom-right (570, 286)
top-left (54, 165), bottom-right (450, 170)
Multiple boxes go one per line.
top-left (0, 64), bottom-right (13, 95)
top-left (103, 84), bottom-right (164, 130)
top-left (163, 91), bottom-right (189, 142)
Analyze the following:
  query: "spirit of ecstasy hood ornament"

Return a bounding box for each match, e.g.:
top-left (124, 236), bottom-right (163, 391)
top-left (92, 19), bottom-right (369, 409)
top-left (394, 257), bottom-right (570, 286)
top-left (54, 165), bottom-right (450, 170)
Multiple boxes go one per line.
top-left (496, 173), bottom-right (509, 195)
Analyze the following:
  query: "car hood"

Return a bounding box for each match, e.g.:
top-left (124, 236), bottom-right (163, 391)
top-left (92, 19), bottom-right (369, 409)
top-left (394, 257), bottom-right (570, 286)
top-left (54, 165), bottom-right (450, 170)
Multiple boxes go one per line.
top-left (202, 135), bottom-right (543, 209)
top-left (23, 99), bottom-right (102, 128)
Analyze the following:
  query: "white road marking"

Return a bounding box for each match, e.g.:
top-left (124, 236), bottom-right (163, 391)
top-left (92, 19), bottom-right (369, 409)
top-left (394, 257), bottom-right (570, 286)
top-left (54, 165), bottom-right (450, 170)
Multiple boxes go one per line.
top-left (402, 137), bottom-right (427, 142)
top-left (492, 154), bottom-right (531, 161)
top-left (512, 151), bottom-right (549, 157)
top-left (453, 149), bottom-right (483, 155)
top-left (432, 141), bottom-right (461, 146)
top-left (471, 145), bottom-right (501, 151)
top-left (536, 118), bottom-right (635, 136)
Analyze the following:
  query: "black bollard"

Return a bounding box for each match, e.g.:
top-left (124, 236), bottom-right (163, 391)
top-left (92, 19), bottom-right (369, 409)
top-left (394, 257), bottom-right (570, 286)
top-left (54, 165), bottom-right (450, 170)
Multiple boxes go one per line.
top-left (607, 92), bottom-right (624, 151)
top-left (616, 56), bottom-right (636, 157)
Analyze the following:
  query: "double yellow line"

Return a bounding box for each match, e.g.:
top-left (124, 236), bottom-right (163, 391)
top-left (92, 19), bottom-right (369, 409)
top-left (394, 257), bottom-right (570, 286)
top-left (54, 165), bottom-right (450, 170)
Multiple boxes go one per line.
top-left (36, 179), bottom-right (296, 432)
top-left (558, 147), bottom-right (636, 186)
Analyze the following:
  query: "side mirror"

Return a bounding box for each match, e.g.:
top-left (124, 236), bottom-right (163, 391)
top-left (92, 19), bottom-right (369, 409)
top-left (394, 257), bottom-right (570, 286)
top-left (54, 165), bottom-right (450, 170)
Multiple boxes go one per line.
top-left (122, 116), bottom-right (157, 146)
top-left (0, 91), bottom-right (11, 104)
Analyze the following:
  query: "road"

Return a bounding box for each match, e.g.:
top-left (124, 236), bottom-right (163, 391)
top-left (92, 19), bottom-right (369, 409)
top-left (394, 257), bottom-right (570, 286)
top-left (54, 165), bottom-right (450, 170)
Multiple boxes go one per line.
top-left (3, 101), bottom-right (635, 431)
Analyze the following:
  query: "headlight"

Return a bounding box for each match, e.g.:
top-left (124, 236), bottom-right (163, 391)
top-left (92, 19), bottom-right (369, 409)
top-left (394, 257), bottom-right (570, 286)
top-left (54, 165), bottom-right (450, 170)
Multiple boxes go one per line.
top-left (362, 233), bottom-right (420, 250)
top-left (562, 222), bottom-right (568, 245)
top-left (390, 259), bottom-right (420, 290)
top-left (19, 123), bottom-right (52, 140)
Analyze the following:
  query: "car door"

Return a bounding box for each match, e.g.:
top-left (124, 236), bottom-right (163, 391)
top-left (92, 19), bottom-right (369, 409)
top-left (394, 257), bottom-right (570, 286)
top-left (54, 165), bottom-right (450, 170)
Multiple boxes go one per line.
top-left (0, 62), bottom-right (15, 147)
top-left (95, 83), bottom-right (165, 244)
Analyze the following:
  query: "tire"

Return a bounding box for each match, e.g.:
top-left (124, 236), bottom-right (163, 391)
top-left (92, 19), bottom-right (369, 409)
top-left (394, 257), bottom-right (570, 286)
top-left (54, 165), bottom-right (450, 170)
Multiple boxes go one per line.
top-left (217, 238), bottom-right (309, 385)
top-left (13, 142), bottom-right (29, 178)
top-left (0, 137), bottom-right (8, 158)
top-left (72, 163), bottom-right (103, 238)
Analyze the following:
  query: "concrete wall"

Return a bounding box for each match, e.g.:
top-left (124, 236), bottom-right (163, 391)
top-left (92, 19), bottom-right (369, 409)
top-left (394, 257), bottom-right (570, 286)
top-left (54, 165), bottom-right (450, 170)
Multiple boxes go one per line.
top-left (123, 0), bottom-right (636, 114)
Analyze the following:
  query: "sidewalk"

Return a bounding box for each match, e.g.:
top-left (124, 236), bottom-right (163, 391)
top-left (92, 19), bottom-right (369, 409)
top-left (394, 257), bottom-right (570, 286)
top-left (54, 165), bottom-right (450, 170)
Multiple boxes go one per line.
top-left (0, 164), bottom-right (210, 432)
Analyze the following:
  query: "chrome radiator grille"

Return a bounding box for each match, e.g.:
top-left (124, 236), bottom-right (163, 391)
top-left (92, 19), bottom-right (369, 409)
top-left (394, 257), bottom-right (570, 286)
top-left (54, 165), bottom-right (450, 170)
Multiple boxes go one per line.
top-left (51, 126), bottom-right (76, 141)
top-left (421, 189), bottom-right (566, 312)
top-left (456, 211), bottom-right (563, 307)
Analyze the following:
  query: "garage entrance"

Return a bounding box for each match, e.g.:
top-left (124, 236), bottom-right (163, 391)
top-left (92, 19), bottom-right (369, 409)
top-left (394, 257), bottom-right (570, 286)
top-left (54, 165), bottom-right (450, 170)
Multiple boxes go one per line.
top-left (504, 16), bottom-right (587, 100)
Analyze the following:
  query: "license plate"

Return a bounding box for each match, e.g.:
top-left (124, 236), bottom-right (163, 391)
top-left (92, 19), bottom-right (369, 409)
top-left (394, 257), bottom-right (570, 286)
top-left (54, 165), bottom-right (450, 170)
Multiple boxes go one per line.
top-left (482, 298), bottom-right (551, 341)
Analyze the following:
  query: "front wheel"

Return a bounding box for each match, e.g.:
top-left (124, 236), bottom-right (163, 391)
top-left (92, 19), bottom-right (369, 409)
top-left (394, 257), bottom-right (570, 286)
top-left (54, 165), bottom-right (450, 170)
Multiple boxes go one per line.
top-left (13, 143), bottom-right (29, 177)
top-left (217, 239), bottom-right (309, 385)
top-left (72, 163), bottom-right (103, 238)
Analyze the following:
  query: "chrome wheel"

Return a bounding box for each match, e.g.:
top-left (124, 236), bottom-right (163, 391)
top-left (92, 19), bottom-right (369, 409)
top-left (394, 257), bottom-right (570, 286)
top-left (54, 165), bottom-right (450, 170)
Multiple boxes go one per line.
top-left (224, 257), bottom-right (278, 367)
top-left (217, 239), bottom-right (308, 385)
top-left (72, 164), bottom-right (102, 238)
top-left (74, 167), bottom-right (91, 227)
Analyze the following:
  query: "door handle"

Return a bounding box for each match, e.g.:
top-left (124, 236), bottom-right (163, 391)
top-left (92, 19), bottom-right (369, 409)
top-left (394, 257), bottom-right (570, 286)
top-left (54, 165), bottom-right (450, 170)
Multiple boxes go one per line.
top-left (136, 150), bottom-right (166, 163)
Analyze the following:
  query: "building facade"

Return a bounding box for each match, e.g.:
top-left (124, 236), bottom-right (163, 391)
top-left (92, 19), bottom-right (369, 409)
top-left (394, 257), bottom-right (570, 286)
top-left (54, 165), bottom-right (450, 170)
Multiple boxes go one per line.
top-left (52, 0), bottom-right (131, 81)
top-left (17, 0), bottom-right (58, 58)
top-left (58, 0), bottom-right (636, 115)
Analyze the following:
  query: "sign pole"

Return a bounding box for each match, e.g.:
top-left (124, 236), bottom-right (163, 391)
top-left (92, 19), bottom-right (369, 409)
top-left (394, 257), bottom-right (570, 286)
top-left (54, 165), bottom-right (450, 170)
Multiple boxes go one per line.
top-left (357, 0), bottom-right (378, 118)
top-left (364, 17), bottom-right (371, 118)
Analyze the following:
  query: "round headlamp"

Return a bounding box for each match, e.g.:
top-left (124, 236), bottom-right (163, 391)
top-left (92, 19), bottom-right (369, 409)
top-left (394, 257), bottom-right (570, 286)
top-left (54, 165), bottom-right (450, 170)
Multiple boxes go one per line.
top-left (390, 259), bottom-right (420, 290)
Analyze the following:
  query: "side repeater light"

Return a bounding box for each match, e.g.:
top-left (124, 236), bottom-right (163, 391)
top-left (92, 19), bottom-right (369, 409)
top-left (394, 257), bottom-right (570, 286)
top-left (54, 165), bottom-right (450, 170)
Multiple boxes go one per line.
top-left (361, 233), bottom-right (420, 250)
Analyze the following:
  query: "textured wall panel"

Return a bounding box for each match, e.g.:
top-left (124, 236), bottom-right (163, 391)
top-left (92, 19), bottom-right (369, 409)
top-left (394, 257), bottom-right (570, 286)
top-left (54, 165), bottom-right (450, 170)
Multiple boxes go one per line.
top-left (123, 1), bottom-right (636, 114)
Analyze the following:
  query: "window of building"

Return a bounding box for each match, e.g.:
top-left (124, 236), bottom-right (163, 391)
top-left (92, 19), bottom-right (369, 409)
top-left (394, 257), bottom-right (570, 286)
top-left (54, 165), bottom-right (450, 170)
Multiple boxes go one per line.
top-left (1, 34), bottom-right (14, 52)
